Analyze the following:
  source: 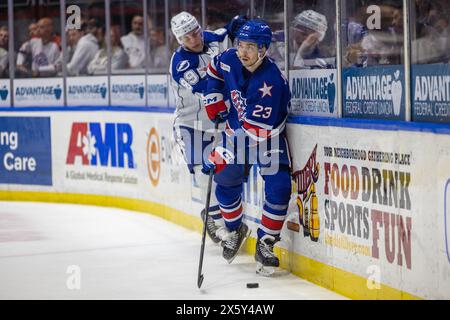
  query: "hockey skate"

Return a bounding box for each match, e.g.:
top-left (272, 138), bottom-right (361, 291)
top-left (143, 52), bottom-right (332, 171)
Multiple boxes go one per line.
top-left (200, 209), bottom-right (222, 244)
top-left (255, 235), bottom-right (281, 277)
top-left (222, 222), bottom-right (250, 264)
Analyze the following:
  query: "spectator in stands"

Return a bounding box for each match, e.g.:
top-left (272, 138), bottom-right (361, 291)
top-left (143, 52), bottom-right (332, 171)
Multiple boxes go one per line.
top-left (148, 27), bottom-right (168, 69)
top-left (16, 18), bottom-right (61, 77)
top-left (0, 26), bottom-right (8, 50)
top-left (0, 48), bottom-right (7, 77)
top-left (412, 0), bottom-right (450, 64)
top-left (342, 4), bottom-right (369, 67)
top-left (267, 28), bottom-right (286, 70)
top-left (359, 4), bottom-right (404, 66)
top-left (0, 26), bottom-right (7, 77)
top-left (66, 18), bottom-right (101, 76)
top-left (14, 22), bottom-right (39, 75)
top-left (28, 22), bottom-right (39, 38)
top-left (88, 25), bottom-right (128, 74)
top-left (290, 10), bottom-right (334, 69)
top-left (342, 1), bottom-right (405, 67)
top-left (121, 15), bottom-right (152, 69)
top-left (343, 5), bottom-right (368, 46)
top-left (67, 26), bottom-right (85, 62)
top-left (434, 13), bottom-right (450, 62)
top-left (415, 0), bottom-right (433, 26)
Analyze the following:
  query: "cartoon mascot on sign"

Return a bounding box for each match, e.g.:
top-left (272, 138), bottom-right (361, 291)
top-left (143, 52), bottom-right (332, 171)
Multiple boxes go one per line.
top-left (293, 145), bottom-right (320, 242)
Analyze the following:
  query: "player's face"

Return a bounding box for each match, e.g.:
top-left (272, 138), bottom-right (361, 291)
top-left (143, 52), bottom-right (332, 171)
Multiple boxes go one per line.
top-left (237, 40), bottom-right (260, 67)
top-left (181, 27), bottom-right (203, 53)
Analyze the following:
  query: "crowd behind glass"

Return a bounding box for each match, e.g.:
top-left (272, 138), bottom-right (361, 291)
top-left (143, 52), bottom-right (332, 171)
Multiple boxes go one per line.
top-left (0, 0), bottom-right (449, 100)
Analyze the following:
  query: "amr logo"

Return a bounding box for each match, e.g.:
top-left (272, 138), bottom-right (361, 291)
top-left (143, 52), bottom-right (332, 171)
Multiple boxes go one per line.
top-left (292, 144), bottom-right (320, 242)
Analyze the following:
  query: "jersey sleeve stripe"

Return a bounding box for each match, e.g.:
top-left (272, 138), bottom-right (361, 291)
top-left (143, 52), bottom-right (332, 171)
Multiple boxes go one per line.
top-left (207, 62), bottom-right (224, 81)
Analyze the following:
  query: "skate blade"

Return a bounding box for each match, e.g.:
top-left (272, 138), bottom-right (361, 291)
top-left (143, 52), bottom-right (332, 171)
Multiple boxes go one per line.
top-left (226, 229), bottom-right (251, 264)
top-left (256, 262), bottom-right (289, 277)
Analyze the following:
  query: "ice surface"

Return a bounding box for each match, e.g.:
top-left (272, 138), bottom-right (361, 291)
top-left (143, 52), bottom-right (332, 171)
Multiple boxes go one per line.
top-left (0, 201), bottom-right (346, 300)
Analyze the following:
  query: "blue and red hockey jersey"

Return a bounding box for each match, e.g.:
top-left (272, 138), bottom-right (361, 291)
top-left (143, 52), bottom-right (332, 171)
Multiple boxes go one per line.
top-left (205, 48), bottom-right (291, 142)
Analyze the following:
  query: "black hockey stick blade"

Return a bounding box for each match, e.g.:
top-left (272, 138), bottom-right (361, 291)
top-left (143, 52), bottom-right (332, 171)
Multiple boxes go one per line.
top-left (197, 274), bottom-right (204, 288)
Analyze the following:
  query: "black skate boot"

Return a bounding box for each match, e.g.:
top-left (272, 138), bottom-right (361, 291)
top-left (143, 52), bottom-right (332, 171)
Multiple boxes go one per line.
top-left (222, 223), bottom-right (250, 264)
top-left (200, 208), bottom-right (221, 244)
top-left (255, 235), bottom-right (281, 277)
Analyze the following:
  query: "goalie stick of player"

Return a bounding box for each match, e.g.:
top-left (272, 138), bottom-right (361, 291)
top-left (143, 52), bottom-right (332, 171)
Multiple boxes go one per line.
top-left (202, 20), bottom-right (293, 276)
top-left (170, 12), bottom-right (248, 245)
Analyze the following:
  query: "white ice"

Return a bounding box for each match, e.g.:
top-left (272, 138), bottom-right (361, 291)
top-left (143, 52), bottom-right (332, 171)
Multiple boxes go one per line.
top-left (0, 201), bottom-right (346, 300)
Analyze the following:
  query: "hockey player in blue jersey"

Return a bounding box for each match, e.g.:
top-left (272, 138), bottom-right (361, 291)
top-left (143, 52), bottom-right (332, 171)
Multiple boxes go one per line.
top-left (202, 20), bottom-right (292, 275)
top-left (170, 12), bottom-right (248, 244)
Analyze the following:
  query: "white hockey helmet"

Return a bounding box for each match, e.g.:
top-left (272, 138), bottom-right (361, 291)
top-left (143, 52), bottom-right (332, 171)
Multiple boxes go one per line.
top-left (292, 10), bottom-right (328, 41)
top-left (171, 11), bottom-right (201, 44)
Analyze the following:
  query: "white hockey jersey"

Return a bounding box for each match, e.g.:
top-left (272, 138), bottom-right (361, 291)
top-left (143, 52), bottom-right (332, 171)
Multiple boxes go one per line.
top-left (169, 29), bottom-right (229, 131)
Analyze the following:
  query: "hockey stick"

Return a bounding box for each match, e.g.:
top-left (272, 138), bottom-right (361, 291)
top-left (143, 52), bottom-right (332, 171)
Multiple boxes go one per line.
top-left (197, 120), bottom-right (220, 289)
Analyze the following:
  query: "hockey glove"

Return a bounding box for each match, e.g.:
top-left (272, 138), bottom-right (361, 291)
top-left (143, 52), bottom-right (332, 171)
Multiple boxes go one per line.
top-left (202, 146), bottom-right (235, 175)
top-left (203, 92), bottom-right (229, 123)
top-left (226, 15), bottom-right (249, 43)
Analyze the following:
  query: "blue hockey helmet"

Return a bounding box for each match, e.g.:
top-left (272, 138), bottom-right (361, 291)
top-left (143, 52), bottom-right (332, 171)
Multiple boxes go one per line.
top-left (236, 20), bottom-right (272, 49)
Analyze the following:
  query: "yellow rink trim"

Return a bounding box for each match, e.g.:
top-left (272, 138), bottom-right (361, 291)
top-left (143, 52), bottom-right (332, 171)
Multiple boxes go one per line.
top-left (0, 191), bottom-right (422, 300)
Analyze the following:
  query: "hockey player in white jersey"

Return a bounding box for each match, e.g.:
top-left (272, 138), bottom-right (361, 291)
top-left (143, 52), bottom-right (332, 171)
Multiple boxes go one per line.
top-left (170, 11), bottom-right (247, 244)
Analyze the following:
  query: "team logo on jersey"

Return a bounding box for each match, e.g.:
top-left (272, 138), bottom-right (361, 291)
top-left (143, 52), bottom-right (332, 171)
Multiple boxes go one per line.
top-left (176, 60), bottom-right (190, 72)
top-left (231, 90), bottom-right (247, 121)
top-left (34, 52), bottom-right (49, 67)
top-left (258, 82), bottom-right (273, 98)
top-left (220, 62), bottom-right (231, 72)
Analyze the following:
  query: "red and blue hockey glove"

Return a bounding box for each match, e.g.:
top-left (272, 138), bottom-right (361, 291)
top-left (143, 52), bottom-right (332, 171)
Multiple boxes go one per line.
top-left (202, 146), bottom-right (235, 175)
top-left (203, 92), bottom-right (229, 123)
